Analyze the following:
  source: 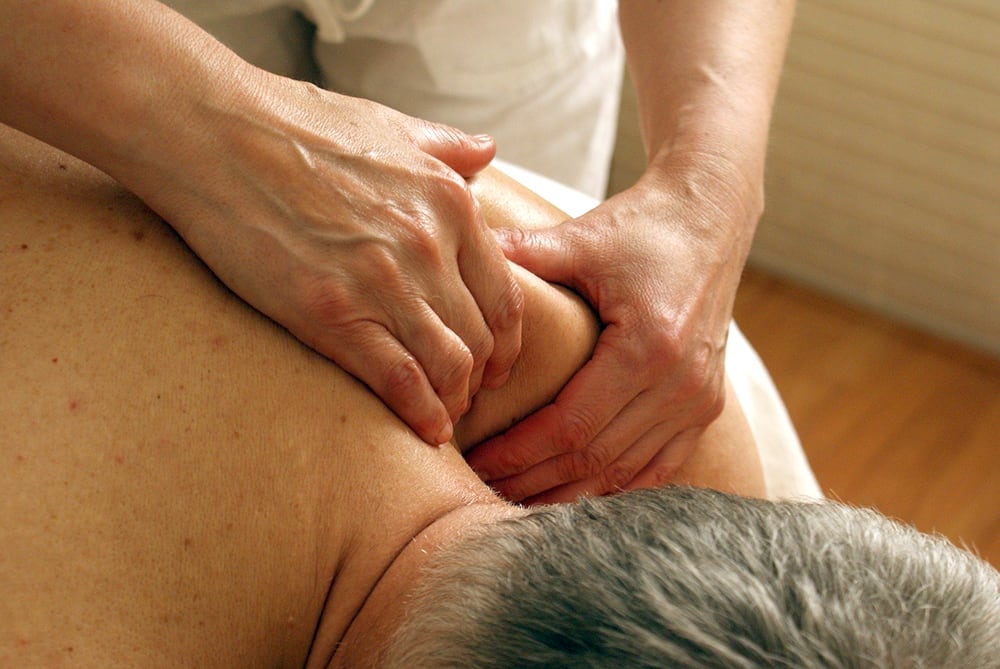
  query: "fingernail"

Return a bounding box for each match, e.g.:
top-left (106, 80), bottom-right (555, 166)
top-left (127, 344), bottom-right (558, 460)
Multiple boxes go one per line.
top-left (472, 133), bottom-right (493, 144)
top-left (434, 421), bottom-right (454, 446)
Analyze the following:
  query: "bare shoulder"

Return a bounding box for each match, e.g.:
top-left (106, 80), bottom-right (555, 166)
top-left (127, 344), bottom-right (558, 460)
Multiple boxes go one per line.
top-left (0, 126), bottom-right (355, 666)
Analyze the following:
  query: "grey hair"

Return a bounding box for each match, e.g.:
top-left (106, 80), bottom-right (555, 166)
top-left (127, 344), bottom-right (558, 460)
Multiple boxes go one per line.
top-left (382, 486), bottom-right (1000, 669)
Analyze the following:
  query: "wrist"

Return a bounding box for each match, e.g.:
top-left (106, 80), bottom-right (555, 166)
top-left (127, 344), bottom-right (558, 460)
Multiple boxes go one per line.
top-left (646, 142), bottom-right (765, 231)
top-left (106, 36), bottom-right (253, 183)
top-left (108, 44), bottom-right (273, 238)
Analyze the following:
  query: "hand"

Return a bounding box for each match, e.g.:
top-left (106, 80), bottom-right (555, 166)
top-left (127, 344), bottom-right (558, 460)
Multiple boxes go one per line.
top-left (466, 161), bottom-right (757, 502)
top-left (127, 72), bottom-right (523, 445)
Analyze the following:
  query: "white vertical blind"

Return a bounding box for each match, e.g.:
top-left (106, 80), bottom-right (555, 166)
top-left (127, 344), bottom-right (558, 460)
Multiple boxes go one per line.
top-left (750, 0), bottom-right (1000, 355)
top-left (608, 0), bottom-right (1000, 356)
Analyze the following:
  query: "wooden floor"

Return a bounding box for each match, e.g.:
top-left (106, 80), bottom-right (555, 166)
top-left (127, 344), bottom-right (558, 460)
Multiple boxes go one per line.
top-left (733, 267), bottom-right (1000, 569)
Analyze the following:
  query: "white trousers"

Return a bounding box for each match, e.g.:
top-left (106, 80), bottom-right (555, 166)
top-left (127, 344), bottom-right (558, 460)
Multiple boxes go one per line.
top-left (162, 0), bottom-right (624, 198)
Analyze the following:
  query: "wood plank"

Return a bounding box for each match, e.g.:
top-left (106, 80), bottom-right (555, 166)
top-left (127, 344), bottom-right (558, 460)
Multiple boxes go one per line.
top-left (733, 267), bottom-right (1000, 568)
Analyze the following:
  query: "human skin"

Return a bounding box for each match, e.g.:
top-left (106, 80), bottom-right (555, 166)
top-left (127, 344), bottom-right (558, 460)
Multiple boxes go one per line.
top-left (0, 126), bottom-right (762, 666)
top-left (469, 0), bottom-right (797, 501)
top-left (0, 0), bottom-right (794, 500)
top-left (0, 0), bottom-right (522, 446)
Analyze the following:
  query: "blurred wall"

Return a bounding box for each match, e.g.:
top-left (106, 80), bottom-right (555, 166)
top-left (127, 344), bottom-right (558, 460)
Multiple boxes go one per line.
top-left (608, 0), bottom-right (1000, 357)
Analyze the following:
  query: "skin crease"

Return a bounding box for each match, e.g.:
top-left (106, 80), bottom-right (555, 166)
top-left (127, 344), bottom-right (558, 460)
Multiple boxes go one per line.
top-left (0, 1), bottom-right (797, 500)
top-left (320, 170), bottom-right (772, 665)
top-left (0, 0), bottom-right (524, 447)
top-left (0, 126), bottom-right (763, 668)
top-left (466, 0), bottom-right (797, 501)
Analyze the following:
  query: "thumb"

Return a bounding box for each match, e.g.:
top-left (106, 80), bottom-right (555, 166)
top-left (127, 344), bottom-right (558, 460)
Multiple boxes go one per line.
top-left (492, 226), bottom-right (577, 287)
top-left (412, 122), bottom-right (496, 178)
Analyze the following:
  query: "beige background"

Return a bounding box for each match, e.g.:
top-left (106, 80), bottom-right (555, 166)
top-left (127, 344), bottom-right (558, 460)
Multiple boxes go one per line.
top-left (609, 0), bottom-right (1000, 357)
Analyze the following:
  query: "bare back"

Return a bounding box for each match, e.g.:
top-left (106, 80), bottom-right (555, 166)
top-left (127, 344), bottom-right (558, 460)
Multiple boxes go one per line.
top-left (0, 125), bottom-right (762, 666)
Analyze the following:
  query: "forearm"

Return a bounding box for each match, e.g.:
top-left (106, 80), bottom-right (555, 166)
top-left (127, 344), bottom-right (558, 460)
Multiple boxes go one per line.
top-left (0, 0), bottom-right (247, 194)
top-left (619, 0), bottom-right (795, 223)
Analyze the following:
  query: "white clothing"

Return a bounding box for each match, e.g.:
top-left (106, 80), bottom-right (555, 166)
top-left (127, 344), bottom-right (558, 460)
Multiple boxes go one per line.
top-left (162, 0), bottom-right (624, 198)
top-left (725, 322), bottom-right (822, 500)
top-left (162, 1), bottom-right (821, 498)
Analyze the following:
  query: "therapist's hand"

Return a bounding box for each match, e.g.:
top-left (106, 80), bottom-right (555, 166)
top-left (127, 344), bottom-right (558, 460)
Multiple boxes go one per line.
top-left (131, 73), bottom-right (523, 446)
top-left (466, 159), bottom-right (758, 502)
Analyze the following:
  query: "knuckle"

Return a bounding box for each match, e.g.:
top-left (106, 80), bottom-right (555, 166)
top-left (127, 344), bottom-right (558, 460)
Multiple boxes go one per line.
top-left (440, 166), bottom-right (474, 198)
top-left (645, 325), bottom-right (723, 406)
top-left (557, 411), bottom-right (596, 454)
top-left (646, 321), bottom-right (685, 370)
top-left (565, 446), bottom-right (609, 482)
top-left (435, 344), bottom-right (474, 391)
top-left (489, 276), bottom-right (525, 334)
top-left (430, 165), bottom-right (474, 206)
top-left (687, 343), bottom-right (716, 384)
top-left (357, 239), bottom-right (408, 283)
top-left (494, 445), bottom-right (529, 475)
top-left (555, 455), bottom-right (587, 483)
top-left (599, 460), bottom-right (635, 492)
top-left (676, 368), bottom-right (710, 404)
top-left (410, 219), bottom-right (445, 263)
top-left (382, 354), bottom-right (426, 397)
top-left (442, 178), bottom-right (481, 227)
top-left (378, 200), bottom-right (447, 268)
top-left (680, 357), bottom-right (724, 419)
top-left (299, 275), bottom-right (356, 329)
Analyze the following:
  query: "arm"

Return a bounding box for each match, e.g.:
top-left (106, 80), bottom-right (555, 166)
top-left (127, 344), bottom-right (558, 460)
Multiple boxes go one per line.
top-left (466, 0), bottom-right (795, 501)
top-left (0, 0), bottom-right (522, 445)
top-left (620, 0), bottom-right (794, 202)
top-left (460, 167), bottom-right (765, 502)
top-left (0, 126), bottom-right (763, 665)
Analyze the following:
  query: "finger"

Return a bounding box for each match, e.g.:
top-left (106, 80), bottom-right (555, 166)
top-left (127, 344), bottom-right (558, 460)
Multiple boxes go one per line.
top-left (521, 421), bottom-right (684, 505)
top-left (465, 402), bottom-right (567, 480)
top-left (458, 214), bottom-right (524, 390)
top-left (486, 390), bottom-right (661, 502)
top-left (625, 428), bottom-right (703, 492)
top-left (329, 320), bottom-right (453, 445)
top-left (411, 122), bottom-right (496, 178)
top-left (393, 299), bottom-right (479, 425)
top-left (465, 348), bottom-right (633, 480)
top-left (491, 225), bottom-right (578, 288)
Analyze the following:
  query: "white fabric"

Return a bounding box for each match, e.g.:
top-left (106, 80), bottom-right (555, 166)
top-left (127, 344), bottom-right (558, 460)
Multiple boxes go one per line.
top-left (314, 0), bottom-right (624, 198)
top-left (162, 1), bottom-right (820, 499)
top-left (725, 322), bottom-right (823, 501)
top-left (300, 0), bottom-right (377, 42)
top-left (495, 160), bottom-right (823, 501)
top-left (163, 0), bottom-right (625, 198)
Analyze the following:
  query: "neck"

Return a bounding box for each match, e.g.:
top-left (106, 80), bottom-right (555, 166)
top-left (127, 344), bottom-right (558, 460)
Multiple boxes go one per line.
top-left (304, 433), bottom-right (521, 669)
top-left (329, 500), bottom-right (527, 668)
